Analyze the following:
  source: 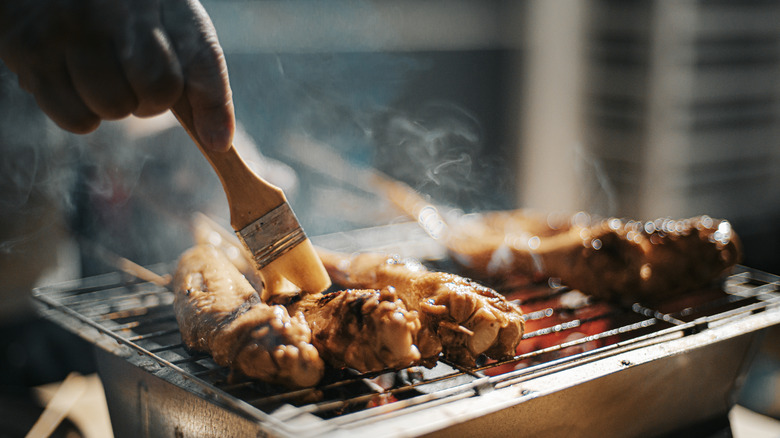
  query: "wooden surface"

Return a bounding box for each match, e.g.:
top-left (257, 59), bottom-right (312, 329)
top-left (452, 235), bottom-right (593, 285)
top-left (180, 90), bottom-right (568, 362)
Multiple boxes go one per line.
top-left (33, 374), bottom-right (114, 438)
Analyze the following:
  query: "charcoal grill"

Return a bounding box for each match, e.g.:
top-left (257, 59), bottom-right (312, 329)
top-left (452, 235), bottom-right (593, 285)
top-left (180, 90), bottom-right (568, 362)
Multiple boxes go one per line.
top-left (33, 222), bottom-right (780, 437)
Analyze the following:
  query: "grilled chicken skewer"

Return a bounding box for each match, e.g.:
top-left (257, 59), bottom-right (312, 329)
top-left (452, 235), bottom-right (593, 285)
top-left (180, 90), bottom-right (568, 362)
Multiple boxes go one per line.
top-left (317, 249), bottom-right (525, 367)
top-left (376, 176), bottom-right (742, 303)
top-left (189, 217), bottom-right (424, 373)
top-left (444, 211), bottom-right (742, 303)
top-left (173, 244), bottom-right (325, 388)
top-left (288, 288), bottom-right (422, 372)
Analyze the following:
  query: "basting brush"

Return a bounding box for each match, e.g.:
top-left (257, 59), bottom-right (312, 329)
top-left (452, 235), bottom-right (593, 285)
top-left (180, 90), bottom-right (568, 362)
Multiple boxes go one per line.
top-left (171, 99), bottom-right (331, 294)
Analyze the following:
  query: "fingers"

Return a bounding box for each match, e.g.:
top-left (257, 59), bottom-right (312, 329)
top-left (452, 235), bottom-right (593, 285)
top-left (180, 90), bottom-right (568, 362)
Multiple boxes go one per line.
top-left (114, 0), bottom-right (184, 117)
top-left (186, 44), bottom-right (235, 153)
top-left (163, 0), bottom-right (235, 151)
top-left (71, 0), bottom-right (183, 119)
top-left (0, 0), bottom-right (233, 145)
top-left (21, 60), bottom-right (100, 134)
top-left (66, 40), bottom-right (138, 120)
top-left (121, 26), bottom-right (184, 118)
top-left (0, 2), bottom-right (99, 132)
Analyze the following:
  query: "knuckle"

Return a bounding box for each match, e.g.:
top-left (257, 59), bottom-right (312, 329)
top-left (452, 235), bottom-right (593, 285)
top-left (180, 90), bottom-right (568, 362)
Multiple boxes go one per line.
top-left (147, 66), bottom-right (184, 98)
top-left (97, 100), bottom-right (136, 120)
top-left (59, 113), bottom-right (101, 134)
top-left (73, 80), bottom-right (139, 121)
top-left (134, 69), bottom-right (183, 116)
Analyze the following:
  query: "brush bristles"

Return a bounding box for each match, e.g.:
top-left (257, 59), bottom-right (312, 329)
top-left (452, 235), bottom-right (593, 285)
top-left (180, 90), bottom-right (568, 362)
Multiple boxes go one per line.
top-left (234, 202), bottom-right (331, 294)
top-left (260, 239), bottom-right (331, 294)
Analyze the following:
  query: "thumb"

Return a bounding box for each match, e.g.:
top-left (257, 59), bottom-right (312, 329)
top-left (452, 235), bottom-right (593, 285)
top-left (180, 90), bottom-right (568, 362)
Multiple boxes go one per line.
top-left (163, 0), bottom-right (235, 152)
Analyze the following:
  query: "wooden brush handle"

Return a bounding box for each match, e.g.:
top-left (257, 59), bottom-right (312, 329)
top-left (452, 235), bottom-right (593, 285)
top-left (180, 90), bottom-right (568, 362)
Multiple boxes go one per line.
top-left (171, 98), bottom-right (332, 294)
top-left (171, 98), bottom-right (286, 230)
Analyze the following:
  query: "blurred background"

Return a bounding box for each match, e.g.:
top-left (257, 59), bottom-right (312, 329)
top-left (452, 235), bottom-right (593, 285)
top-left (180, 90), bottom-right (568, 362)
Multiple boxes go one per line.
top-left (1, 0), bottom-right (780, 435)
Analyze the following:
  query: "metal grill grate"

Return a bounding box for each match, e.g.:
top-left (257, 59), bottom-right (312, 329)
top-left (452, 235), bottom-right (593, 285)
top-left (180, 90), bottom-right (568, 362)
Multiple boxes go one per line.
top-left (32, 257), bottom-right (780, 435)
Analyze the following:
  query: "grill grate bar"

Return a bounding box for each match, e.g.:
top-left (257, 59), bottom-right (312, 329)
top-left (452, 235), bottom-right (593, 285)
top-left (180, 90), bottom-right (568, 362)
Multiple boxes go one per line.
top-left (242, 367), bottom-right (465, 408)
top-left (58, 285), bottom-right (163, 307)
top-left (31, 264), bottom-right (780, 430)
top-left (98, 307), bottom-right (152, 321)
top-left (488, 317), bottom-right (658, 373)
top-left (244, 385), bottom-right (323, 406)
top-left (491, 318), bottom-right (691, 390)
top-left (124, 328), bottom-right (181, 342)
top-left (324, 376), bottom-right (491, 428)
top-left (192, 367), bottom-right (227, 379)
top-left (727, 278), bottom-right (779, 300)
top-left (438, 358), bottom-right (486, 378)
top-left (109, 314), bottom-right (178, 331)
top-left (36, 294), bottom-right (296, 429)
top-left (699, 295), bottom-right (780, 325)
top-left (631, 303), bottom-right (687, 325)
top-left (521, 307), bottom-right (620, 339)
top-left (148, 343), bottom-right (187, 354)
top-left (673, 291), bottom-right (755, 319)
top-left (514, 285), bottom-right (573, 305)
top-left (170, 354), bottom-right (212, 366)
top-left (523, 307), bottom-right (555, 321)
top-left (281, 370), bottom-right (480, 422)
top-left (39, 273), bottom-right (148, 299)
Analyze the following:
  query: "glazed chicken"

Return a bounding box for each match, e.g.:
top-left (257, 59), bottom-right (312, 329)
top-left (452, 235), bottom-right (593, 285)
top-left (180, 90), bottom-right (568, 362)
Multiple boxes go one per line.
top-left (375, 176), bottom-right (742, 303)
top-left (445, 211), bottom-right (742, 303)
top-left (176, 241), bottom-right (422, 380)
top-left (288, 288), bottom-right (422, 372)
top-left (192, 213), bottom-right (324, 303)
top-left (173, 244), bottom-right (325, 388)
top-left (317, 250), bottom-right (525, 367)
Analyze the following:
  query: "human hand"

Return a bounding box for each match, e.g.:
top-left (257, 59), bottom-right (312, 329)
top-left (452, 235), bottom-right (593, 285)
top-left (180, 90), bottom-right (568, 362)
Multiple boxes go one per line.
top-left (0, 0), bottom-right (234, 151)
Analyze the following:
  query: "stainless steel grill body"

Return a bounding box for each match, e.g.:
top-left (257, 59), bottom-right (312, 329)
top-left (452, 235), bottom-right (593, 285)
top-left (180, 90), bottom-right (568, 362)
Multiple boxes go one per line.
top-left (33, 224), bottom-right (780, 437)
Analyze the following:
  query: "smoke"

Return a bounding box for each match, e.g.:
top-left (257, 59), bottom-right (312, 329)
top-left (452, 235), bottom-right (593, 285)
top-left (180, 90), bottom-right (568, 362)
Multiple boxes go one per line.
top-left (232, 52), bottom-right (424, 162)
top-left (1, 59), bottom-right (223, 275)
top-left (1, 40), bottom-right (512, 274)
top-left (0, 65), bottom-right (88, 303)
top-left (374, 101), bottom-right (495, 213)
top-left (0, 66), bottom-right (81, 253)
top-left (573, 142), bottom-right (618, 217)
top-left (222, 51), bottom-right (431, 234)
top-left (426, 153), bottom-right (473, 186)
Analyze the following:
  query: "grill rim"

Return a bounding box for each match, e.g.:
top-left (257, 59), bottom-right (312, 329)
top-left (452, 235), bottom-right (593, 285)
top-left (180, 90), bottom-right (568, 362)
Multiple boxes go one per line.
top-left (31, 260), bottom-right (780, 436)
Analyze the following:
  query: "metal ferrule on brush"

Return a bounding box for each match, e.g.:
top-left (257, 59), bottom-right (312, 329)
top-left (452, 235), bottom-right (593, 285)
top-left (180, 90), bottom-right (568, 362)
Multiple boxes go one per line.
top-left (237, 203), bottom-right (308, 270)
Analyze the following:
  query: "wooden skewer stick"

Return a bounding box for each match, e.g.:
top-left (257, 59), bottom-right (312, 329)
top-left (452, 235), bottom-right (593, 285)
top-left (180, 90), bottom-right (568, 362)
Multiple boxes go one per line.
top-left (113, 257), bottom-right (172, 289)
top-left (25, 373), bottom-right (87, 438)
top-left (81, 239), bottom-right (172, 288)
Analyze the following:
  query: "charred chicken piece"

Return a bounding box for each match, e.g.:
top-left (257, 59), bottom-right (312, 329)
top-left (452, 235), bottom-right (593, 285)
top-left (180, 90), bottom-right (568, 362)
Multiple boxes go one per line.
top-left (173, 244), bottom-right (324, 388)
top-left (289, 288), bottom-right (422, 372)
top-left (446, 211), bottom-right (742, 303)
top-left (317, 250), bottom-right (525, 367)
